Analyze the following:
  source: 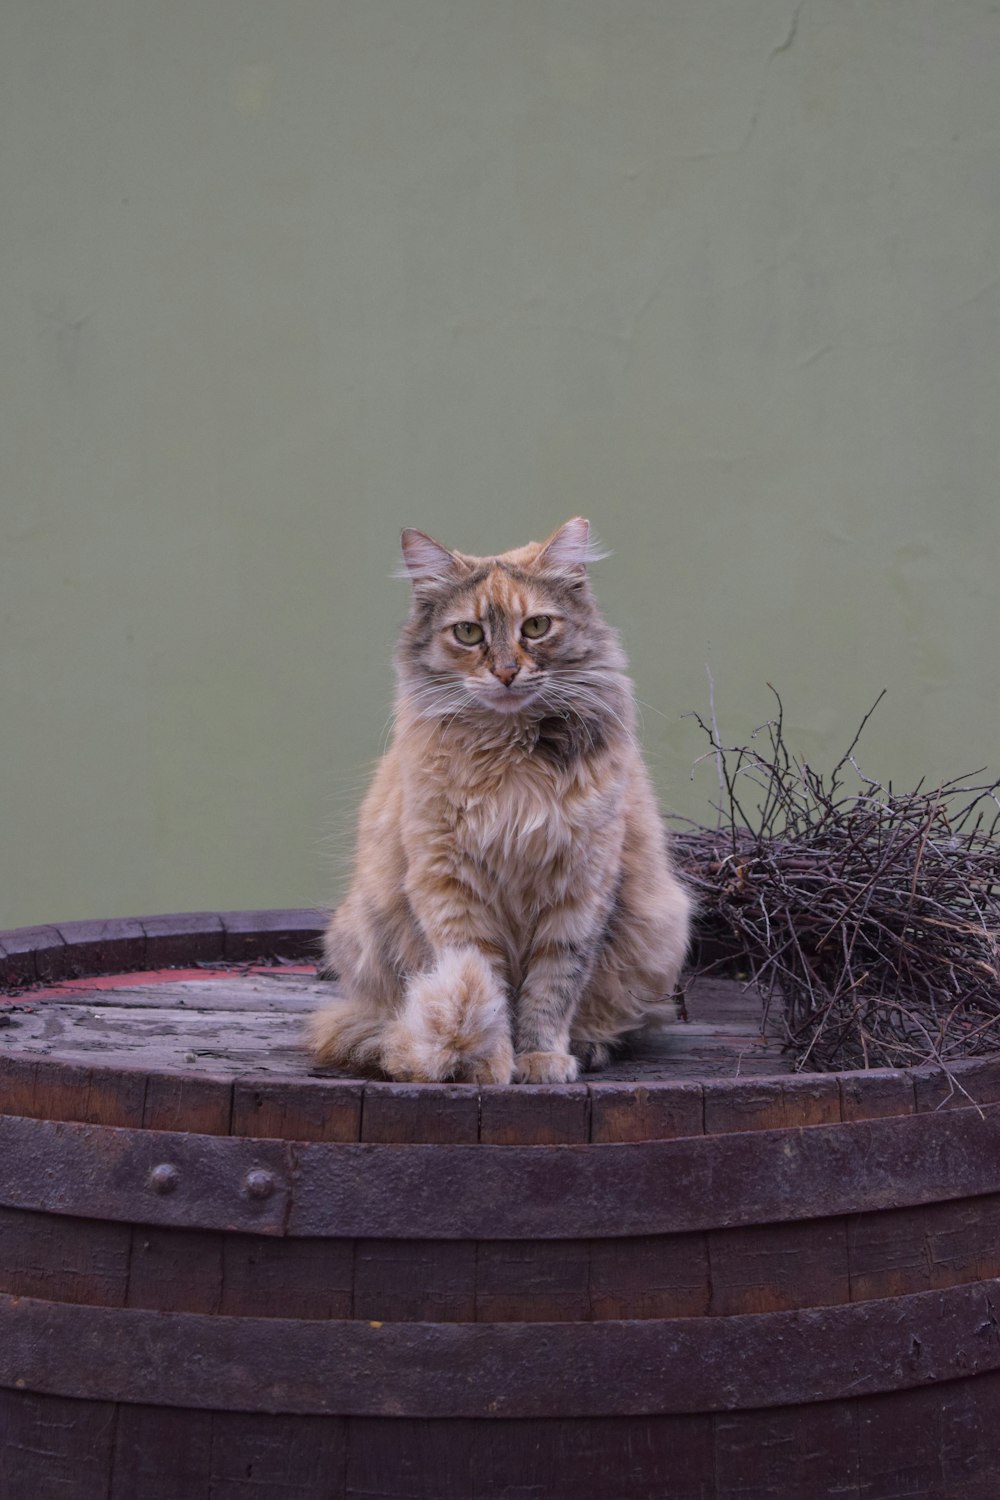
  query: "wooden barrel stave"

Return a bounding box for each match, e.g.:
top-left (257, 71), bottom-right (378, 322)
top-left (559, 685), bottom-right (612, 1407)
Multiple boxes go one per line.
top-left (4, 1383), bottom-right (1000, 1500)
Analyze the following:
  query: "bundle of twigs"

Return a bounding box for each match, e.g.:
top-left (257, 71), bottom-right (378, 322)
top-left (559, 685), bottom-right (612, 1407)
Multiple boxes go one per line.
top-left (671, 690), bottom-right (1000, 1072)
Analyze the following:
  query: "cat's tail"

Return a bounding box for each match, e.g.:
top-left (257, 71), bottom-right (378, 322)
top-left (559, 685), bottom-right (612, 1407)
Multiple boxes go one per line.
top-left (308, 949), bottom-right (515, 1083)
top-left (382, 947), bottom-right (514, 1084)
top-left (307, 993), bottom-right (387, 1073)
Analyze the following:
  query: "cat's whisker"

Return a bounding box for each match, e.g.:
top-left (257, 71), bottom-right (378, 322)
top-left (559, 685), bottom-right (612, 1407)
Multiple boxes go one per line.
top-left (575, 686), bottom-right (634, 741)
top-left (416, 698), bottom-right (468, 724)
top-left (398, 679), bottom-right (472, 724)
top-left (438, 695), bottom-right (477, 734)
top-left (544, 677), bottom-right (635, 745)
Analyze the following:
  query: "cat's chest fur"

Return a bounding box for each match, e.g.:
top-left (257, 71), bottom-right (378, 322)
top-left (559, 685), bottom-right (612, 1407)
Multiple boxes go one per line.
top-left (416, 733), bottom-right (621, 883)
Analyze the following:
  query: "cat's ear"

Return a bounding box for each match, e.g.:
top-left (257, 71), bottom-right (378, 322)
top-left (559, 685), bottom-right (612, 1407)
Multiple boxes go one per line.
top-left (535, 517), bottom-right (608, 576)
top-left (399, 528), bottom-right (462, 588)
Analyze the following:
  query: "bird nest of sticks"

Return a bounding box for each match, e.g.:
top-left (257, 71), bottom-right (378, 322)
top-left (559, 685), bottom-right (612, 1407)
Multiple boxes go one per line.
top-left (670, 691), bottom-right (1000, 1073)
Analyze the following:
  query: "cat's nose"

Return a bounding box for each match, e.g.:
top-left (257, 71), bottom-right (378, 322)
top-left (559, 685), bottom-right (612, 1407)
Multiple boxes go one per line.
top-left (491, 660), bottom-right (520, 687)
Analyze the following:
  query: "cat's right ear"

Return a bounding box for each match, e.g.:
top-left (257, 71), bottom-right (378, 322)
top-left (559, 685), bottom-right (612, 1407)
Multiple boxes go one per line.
top-left (398, 528), bottom-right (461, 589)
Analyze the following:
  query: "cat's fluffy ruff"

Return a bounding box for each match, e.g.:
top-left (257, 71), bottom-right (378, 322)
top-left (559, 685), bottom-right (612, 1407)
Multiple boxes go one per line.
top-left (311, 518), bottom-right (691, 1084)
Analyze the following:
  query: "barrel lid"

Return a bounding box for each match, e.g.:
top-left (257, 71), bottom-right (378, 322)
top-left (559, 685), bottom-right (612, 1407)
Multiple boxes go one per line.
top-left (2, 910), bottom-right (998, 1140)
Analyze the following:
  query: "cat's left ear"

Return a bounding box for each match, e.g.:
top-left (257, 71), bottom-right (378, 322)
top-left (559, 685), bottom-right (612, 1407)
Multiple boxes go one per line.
top-left (399, 528), bottom-right (463, 589)
top-left (536, 517), bottom-right (607, 576)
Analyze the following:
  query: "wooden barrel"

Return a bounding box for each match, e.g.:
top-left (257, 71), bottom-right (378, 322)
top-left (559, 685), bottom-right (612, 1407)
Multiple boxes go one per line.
top-left (2, 909), bottom-right (1000, 1500)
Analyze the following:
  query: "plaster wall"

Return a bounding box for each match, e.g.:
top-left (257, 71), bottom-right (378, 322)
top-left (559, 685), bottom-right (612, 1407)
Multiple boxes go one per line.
top-left (2, 1), bottom-right (998, 925)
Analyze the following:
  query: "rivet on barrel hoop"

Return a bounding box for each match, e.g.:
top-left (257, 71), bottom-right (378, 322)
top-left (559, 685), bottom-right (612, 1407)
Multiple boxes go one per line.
top-left (244, 1168), bottom-right (276, 1200)
top-left (149, 1163), bottom-right (179, 1195)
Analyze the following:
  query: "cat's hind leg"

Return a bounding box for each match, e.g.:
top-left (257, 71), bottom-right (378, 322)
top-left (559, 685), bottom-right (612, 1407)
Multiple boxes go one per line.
top-left (382, 946), bottom-right (514, 1084)
top-left (574, 860), bottom-right (692, 1056)
top-left (308, 992), bottom-right (388, 1074)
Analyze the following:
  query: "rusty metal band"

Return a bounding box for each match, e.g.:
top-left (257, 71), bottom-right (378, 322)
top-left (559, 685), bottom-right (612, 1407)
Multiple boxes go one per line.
top-left (1, 1280), bottom-right (1000, 1417)
top-left (2, 1104), bottom-right (1000, 1240)
top-left (0, 1114), bottom-right (294, 1236)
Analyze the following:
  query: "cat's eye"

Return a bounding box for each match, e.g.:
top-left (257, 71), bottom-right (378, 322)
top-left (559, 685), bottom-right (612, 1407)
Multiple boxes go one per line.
top-left (453, 621), bottom-right (485, 645)
top-left (521, 615), bottom-right (551, 640)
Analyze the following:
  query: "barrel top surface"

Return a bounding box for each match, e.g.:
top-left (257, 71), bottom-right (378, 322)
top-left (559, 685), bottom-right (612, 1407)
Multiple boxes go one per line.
top-left (0, 905), bottom-right (804, 1085)
top-left (2, 909), bottom-right (999, 1137)
top-left (0, 964), bottom-right (795, 1086)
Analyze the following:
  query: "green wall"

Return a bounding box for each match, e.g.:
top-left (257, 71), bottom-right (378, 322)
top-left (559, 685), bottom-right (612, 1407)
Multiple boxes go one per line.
top-left (3, 1), bottom-right (999, 928)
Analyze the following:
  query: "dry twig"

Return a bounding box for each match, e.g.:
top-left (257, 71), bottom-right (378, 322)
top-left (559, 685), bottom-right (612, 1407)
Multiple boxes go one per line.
top-left (672, 689), bottom-right (1000, 1071)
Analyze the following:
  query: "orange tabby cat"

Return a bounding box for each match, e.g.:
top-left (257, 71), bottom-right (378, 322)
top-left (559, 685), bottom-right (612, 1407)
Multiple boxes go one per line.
top-left (310, 518), bottom-right (691, 1084)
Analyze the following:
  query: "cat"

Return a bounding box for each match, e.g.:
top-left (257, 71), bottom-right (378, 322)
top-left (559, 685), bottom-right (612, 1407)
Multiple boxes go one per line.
top-left (309, 517), bottom-right (691, 1085)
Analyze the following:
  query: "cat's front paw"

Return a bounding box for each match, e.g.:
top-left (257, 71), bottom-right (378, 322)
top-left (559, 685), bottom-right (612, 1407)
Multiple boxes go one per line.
top-left (465, 1050), bottom-right (515, 1086)
top-left (514, 1050), bottom-right (580, 1085)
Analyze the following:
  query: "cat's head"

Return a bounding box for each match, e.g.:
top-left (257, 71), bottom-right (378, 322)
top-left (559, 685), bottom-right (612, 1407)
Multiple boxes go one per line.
top-left (395, 518), bottom-right (628, 726)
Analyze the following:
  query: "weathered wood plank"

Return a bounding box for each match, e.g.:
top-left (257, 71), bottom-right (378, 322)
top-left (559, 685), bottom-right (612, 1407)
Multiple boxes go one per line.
top-left (1, 971), bottom-right (807, 1086)
top-left (714, 1400), bottom-right (860, 1499)
top-left (230, 1078), bottom-right (364, 1142)
top-left (840, 1068), bottom-right (916, 1122)
top-left (589, 1081), bottom-right (704, 1142)
top-left (476, 1237), bottom-right (592, 1323)
top-left (139, 912), bottom-right (225, 968)
top-left (912, 1059), bottom-right (1000, 1112)
top-left (354, 1241), bottom-right (477, 1323)
top-left (855, 1372), bottom-right (1000, 1499)
top-left (142, 1071), bottom-right (232, 1134)
top-left (0, 1388), bottom-right (117, 1500)
top-left (589, 1232), bottom-right (711, 1320)
top-left (58, 918), bottom-right (148, 977)
top-left (0, 1205), bottom-right (130, 1307)
top-left (848, 1193), bottom-right (1000, 1302)
top-left (703, 1075), bottom-right (841, 1134)
top-left (208, 1411), bottom-right (348, 1500)
top-left (8, 1058), bottom-right (148, 1127)
top-left (25, 977), bottom-right (322, 1010)
top-left (219, 908), bottom-right (324, 964)
top-left (479, 1085), bottom-right (590, 1144)
top-left (0, 926), bottom-right (72, 986)
top-left (361, 1083), bottom-right (479, 1145)
top-left (126, 1226), bottom-right (225, 1315)
top-left (219, 1236), bottom-right (355, 1321)
top-left (1, 1003), bottom-right (310, 1078)
top-left (345, 1414), bottom-right (715, 1500)
top-left (708, 1217), bottom-right (852, 1314)
top-left (110, 1405), bottom-right (215, 1500)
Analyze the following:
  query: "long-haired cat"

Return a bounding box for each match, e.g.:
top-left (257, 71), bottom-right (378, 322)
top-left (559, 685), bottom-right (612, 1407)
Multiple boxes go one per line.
top-left (310, 518), bottom-right (691, 1085)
